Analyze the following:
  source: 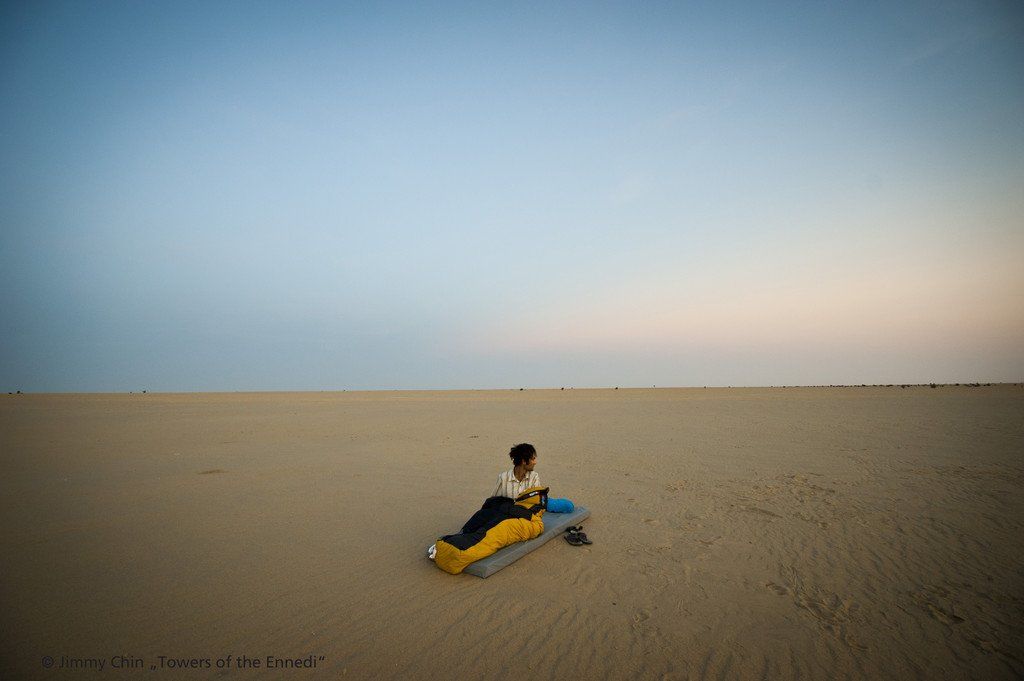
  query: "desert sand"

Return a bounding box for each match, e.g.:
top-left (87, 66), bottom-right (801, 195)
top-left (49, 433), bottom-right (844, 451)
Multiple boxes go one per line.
top-left (1, 386), bottom-right (1022, 680)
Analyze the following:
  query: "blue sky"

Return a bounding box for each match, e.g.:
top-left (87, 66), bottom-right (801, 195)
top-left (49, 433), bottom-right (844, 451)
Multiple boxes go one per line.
top-left (2, 1), bottom-right (1022, 391)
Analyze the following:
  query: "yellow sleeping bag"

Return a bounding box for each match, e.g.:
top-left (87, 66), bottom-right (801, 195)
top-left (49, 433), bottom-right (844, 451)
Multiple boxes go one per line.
top-left (434, 487), bottom-right (548, 575)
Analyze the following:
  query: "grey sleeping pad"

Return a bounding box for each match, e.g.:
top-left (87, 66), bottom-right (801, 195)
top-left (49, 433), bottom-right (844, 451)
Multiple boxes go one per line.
top-left (462, 506), bottom-right (591, 578)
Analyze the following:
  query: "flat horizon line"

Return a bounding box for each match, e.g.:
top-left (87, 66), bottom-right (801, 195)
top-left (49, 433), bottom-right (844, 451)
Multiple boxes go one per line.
top-left (3, 382), bottom-right (1022, 396)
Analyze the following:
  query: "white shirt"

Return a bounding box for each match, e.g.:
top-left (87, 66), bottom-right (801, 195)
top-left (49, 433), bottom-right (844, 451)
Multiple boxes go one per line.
top-left (492, 468), bottom-right (540, 500)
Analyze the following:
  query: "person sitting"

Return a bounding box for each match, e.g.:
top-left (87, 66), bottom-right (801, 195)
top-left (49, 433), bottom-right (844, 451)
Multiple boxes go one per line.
top-left (492, 443), bottom-right (539, 499)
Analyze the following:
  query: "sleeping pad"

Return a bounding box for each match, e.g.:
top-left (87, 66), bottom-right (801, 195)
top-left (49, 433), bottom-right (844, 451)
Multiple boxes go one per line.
top-left (434, 486), bottom-right (548, 574)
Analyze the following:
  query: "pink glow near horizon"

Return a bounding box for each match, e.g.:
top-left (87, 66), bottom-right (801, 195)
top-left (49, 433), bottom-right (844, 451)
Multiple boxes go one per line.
top-left (469, 232), bottom-right (1024, 358)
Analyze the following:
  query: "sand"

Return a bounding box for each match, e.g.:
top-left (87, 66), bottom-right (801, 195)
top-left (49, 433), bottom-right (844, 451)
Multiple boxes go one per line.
top-left (1, 386), bottom-right (1022, 679)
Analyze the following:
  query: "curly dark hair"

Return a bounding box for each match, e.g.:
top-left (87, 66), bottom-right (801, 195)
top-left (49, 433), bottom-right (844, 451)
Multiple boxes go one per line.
top-left (508, 443), bottom-right (536, 466)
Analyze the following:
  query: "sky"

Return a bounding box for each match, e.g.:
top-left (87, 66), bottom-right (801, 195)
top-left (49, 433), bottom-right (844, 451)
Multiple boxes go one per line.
top-left (1, 0), bottom-right (1022, 391)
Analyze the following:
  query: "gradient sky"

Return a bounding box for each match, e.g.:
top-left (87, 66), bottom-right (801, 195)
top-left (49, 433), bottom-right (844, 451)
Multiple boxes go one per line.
top-left (2, 1), bottom-right (1022, 391)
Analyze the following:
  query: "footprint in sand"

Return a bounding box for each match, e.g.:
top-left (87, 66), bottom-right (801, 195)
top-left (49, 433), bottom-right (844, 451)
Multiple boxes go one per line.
top-left (765, 582), bottom-right (788, 595)
top-left (631, 610), bottom-right (651, 629)
top-left (793, 590), bottom-right (858, 629)
top-left (913, 587), bottom-right (965, 626)
top-left (925, 602), bottom-right (964, 625)
top-left (843, 635), bottom-right (869, 651)
top-left (967, 635), bottom-right (999, 654)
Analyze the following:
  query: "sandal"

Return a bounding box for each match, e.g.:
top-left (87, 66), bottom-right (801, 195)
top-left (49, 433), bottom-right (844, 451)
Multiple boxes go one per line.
top-left (573, 526), bottom-right (593, 545)
top-left (564, 528), bottom-right (584, 546)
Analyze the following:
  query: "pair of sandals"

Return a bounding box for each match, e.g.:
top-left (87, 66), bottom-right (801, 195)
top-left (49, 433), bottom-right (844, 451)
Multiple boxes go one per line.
top-left (564, 525), bottom-right (592, 546)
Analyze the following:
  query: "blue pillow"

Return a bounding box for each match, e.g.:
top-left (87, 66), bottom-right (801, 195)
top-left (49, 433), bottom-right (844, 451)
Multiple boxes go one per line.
top-left (547, 497), bottom-right (574, 513)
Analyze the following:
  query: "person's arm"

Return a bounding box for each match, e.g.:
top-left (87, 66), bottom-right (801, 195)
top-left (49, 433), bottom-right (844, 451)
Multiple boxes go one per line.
top-left (492, 473), bottom-right (504, 498)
